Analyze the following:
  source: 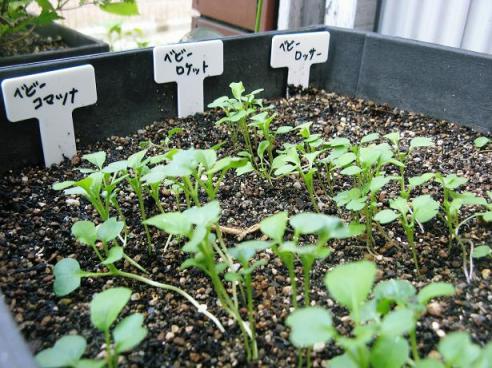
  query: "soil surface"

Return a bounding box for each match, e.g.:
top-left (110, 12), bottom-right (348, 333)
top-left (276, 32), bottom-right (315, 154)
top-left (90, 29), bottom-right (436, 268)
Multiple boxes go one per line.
top-left (0, 88), bottom-right (491, 367)
top-left (0, 31), bottom-right (67, 58)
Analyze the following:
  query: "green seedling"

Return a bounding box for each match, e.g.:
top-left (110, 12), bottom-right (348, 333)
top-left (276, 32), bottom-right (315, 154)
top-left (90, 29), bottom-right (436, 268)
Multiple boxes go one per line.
top-left (208, 81), bottom-right (264, 156)
top-left (374, 195), bottom-right (440, 273)
top-left (318, 136), bottom-right (352, 194)
top-left (144, 201), bottom-right (258, 361)
top-left (36, 335), bottom-right (105, 368)
top-left (331, 134), bottom-right (403, 249)
top-left (334, 174), bottom-right (398, 252)
top-left (36, 287), bottom-right (147, 368)
top-left (472, 245), bottom-right (492, 259)
top-left (286, 260), bottom-right (455, 368)
top-left (416, 332), bottom-right (492, 368)
top-left (53, 151), bottom-right (128, 222)
top-left (453, 191), bottom-right (492, 282)
top-left (260, 212), bottom-right (363, 309)
top-left (474, 136), bottom-right (491, 150)
top-left (142, 148), bottom-right (247, 207)
top-left (384, 133), bottom-right (434, 197)
top-left (434, 173), bottom-right (486, 247)
top-left (272, 145), bottom-right (322, 211)
top-left (139, 127), bottom-right (184, 151)
top-left (53, 217), bottom-right (224, 333)
top-left (248, 111), bottom-right (278, 180)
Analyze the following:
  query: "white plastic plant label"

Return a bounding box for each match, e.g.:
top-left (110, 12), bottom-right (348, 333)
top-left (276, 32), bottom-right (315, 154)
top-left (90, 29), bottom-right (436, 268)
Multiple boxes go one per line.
top-left (153, 40), bottom-right (223, 118)
top-left (1, 65), bottom-right (97, 167)
top-left (271, 31), bottom-right (330, 88)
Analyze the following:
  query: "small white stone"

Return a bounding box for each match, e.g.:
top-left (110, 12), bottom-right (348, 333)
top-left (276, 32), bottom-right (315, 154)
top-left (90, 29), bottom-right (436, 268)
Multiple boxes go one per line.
top-left (65, 198), bottom-right (80, 206)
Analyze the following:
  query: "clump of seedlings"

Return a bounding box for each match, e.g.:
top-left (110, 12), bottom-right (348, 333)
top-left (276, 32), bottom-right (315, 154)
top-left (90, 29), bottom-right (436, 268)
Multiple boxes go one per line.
top-left (144, 200), bottom-right (262, 361)
top-left (36, 287), bottom-right (147, 368)
top-left (374, 194), bottom-right (439, 273)
top-left (37, 85), bottom-right (492, 366)
top-left (286, 260), bottom-right (458, 368)
top-left (53, 216), bottom-right (224, 332)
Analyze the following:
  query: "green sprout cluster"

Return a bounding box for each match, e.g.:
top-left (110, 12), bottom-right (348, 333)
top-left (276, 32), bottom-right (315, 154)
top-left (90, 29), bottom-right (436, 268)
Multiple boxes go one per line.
top-left (46, 82), bottom-right (492, 366)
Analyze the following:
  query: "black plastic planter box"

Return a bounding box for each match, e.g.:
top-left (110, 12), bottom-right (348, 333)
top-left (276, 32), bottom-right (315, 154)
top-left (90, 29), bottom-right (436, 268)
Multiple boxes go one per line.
top-left (0, 22), bottom-right (109, 67)
top-left (0, 25), bottom-right (491, 367)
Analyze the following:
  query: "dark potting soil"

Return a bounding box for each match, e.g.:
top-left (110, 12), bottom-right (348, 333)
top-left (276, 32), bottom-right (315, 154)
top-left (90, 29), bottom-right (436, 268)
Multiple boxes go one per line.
top-left (0, 31), bottom-right (67, 57)
top-left (0, 88), bottom-right (491, 367)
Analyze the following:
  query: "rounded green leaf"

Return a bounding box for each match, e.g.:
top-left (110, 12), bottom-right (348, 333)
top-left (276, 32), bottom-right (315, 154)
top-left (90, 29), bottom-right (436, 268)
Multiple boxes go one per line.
top-left (127, 149), bottom-right (147, 169)
top-left (260, 212), bottom-right (288, 242)
top-left (438, 174), bottom-right (468, 190)
top-left (384, 132), bottom-right (400, 145)
top-left (325, 261), bottom-right (376, 319)
top-left (229, 81), bottom-right (245, 100)
top-left (36, 335), bottom-right (86, 368)
top-left (410, 137), bottom-right (434, 150)
top-left (90, 287), bottom-right (132, 331)
top-left (413, 195), bottom-right (439, 223)
top-left (370, 176), bottom-right (397, 193)
top-left (333, 152), bottom-right (356, 168)
top-left (472, 245), bottom-right (492, 259)
top-left (290, 213), bottom-right (326, 234)
top-left (390, 197), bottom-right (410, 215)
top-left (374, 279), bottom-right (416, 304)
top-left (417, 282), bottom-right (455, 305)
top-left (341, 165), bottom-right (362, 176)
top-left (183, 201), bottom-right (221, 226)
top-left (72, 221), bottom-right (97, 246)
top-left (361, 132), bottom-right (379, 144)
top-left (380, 308), bottom-right (415, 336)
top-left (438, 332), bottom-right (481, 367)
top-left (102, 246), bottom-right (124, 265)
top-left (370, 336), bottom-right (409, 368)
top-left (82, 151), bottom-right (106, 169)
top-left (329, 354), bottom-right (358, 368)
top-left (408, 173), bottom-right (435, 188)
top-left (329, 137), bottom-right (351, 147)
top-left (374, 209), bottom-right (398, 224)
top-left (52, 181), bottom-right (75, 190)
top-left (102, 160), bottom-right (128, 174)
top-left (474, 136), bottom-right (490, 149)
top-left (54, 258), bottom-right (82, 296)
top-left (228, 240), bottom-right (271, 264)
top-left (276, 126), bottom-right (294, 134)
top-left (286, 307), bottom-right (333, 348)
top-left (113, 313), bottom-right (148, 353)
top-left (144, 212), bottom-right (192, 236)
top-left (97, 217), bottom-right (124, 243)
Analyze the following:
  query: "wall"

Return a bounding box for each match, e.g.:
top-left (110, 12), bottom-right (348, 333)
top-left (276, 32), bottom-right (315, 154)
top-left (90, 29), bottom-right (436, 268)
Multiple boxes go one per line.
top-left (379, 0), bottom-right (492, 54)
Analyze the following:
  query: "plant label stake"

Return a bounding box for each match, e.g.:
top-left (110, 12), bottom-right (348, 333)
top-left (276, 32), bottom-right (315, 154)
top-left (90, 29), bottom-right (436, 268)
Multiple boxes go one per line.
top-left (1, 65), bottom-right (97, 167)
top-left (270, 31), bottom-right (330, 89)
top-left (153, 40), bottom-right (223, 118)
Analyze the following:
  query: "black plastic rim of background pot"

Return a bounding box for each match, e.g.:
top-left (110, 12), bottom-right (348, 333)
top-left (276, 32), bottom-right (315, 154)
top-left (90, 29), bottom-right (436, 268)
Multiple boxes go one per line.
top-left (0, 25), bottom-right (491, 366)
top-left (0, 22), bottom-right (109, 67)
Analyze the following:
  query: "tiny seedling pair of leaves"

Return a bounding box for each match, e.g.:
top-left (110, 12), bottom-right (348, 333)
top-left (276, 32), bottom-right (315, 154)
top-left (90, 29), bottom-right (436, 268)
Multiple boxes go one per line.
top-left (90, 287), bottom-right (147, 355)
top-left (144, 200), bottom-right (220, 239)
top-left (36, 335), bottom-right (104, 368)
top-left (334, 175), bottom-right (398, 212)
top-left (36, 288), bottom-right (147, 368)
top-left (260, 211), bottom-right (363, 246)
top-left (53, 218), bottom-right (125, 296)
top-left (374, 194), bottom-right (440, 225)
